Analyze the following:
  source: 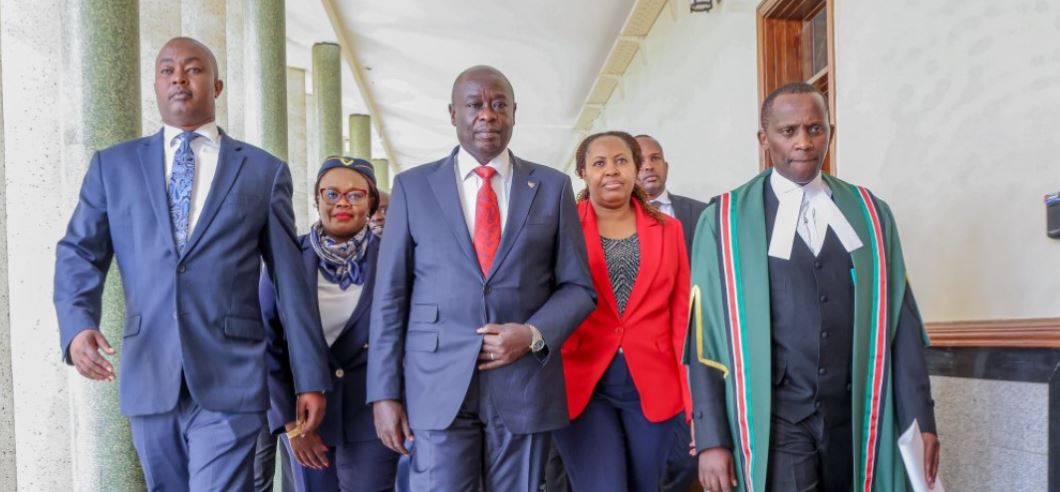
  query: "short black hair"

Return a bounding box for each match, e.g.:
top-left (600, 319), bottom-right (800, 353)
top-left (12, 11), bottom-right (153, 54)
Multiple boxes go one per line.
top-left (760, 82), bottom-right (828, 129)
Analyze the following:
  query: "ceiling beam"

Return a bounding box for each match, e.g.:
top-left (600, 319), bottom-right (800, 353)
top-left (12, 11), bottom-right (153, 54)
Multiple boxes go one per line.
top-left (320, 0), bottom-right (399, 169)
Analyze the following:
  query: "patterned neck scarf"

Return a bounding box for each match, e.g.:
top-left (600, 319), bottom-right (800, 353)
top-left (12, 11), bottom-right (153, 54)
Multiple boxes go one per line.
top-left (309, 222), bottom-right (371, 290)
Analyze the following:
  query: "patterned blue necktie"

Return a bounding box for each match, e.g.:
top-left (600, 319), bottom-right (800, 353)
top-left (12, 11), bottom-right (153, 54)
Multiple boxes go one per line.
top-left (168, 131), bottom-right (200, 253)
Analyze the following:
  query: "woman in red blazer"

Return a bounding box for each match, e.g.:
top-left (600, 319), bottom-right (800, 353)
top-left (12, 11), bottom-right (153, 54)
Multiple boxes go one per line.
top-left (553, 131), bottom-right (691, 492)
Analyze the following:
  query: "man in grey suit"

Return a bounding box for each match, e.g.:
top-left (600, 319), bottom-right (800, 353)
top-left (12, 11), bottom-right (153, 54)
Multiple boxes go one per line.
top-left (367, 66), bottom-right (596, 490)
top-left (636, 134), bottom-right (708, 492)
top-left (637, 134), bottom-right (708, 256)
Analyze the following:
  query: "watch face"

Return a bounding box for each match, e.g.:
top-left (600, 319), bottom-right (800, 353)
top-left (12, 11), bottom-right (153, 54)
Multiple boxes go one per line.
top-left (531, 339), bottom-right (545, 351)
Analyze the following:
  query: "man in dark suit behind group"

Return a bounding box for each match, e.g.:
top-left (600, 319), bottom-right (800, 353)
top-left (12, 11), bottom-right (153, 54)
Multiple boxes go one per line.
top-left (367, 65), bottom-right (596, 490)
top-left (53, 37), bottom-right (329, 490)
top-left (636, 134), bottom-right (708, 492)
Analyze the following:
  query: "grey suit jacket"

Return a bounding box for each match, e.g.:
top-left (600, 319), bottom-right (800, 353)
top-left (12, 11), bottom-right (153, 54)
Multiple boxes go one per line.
top-left (668, 193), bottom-right (708, 256)
top-left (367, 147), bottom-right (596, 434)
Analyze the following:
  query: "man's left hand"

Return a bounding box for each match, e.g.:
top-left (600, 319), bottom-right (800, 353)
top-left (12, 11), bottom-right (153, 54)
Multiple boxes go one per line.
top-left (476, 323), bottom-right (532, 370)
top-left (296, 392), bottom-right (327, 433)
top-left (923, 432), bottom-right (940, 488)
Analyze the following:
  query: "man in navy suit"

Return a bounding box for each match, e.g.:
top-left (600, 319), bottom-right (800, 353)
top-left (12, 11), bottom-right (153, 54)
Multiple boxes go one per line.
top-left (636, 134), bottom-right (708, 492)
top-left (367, 65), bottom-right (597, 490)
top-left (53, 37), bottom-right (330, 491)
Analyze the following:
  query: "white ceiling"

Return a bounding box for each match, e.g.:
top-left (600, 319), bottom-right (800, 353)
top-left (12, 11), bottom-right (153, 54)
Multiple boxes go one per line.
top-left (285, 0), bottom-right (637, 171)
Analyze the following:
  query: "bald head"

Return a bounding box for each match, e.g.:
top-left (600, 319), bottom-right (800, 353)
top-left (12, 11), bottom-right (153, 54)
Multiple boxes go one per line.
top-left (158, 37), bottom-right (219, 80)
top-left (451, 65), bottom-right (514, 104)
top-left (154, 36), bottom-right (223, 131)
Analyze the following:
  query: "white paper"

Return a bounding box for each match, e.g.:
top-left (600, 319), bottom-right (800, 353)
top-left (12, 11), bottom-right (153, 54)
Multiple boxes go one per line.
top-left (898, 420), bottom-right (944, 492)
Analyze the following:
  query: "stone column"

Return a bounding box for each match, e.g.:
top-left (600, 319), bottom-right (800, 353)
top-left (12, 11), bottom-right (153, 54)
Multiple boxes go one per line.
top-left (347, 113), bottom-right (370, 160)
top-left (60, 0), bottom-right (145, 489)
top-left (0, 8), bottom-right (16, 487)
top-left (305, 93), bottom-right (320, 225)
top-left (312, 42), bottom-right (342, 164)
top-left (372, 158), bottom-right (390, 192)
top-left (181, 0), bottom-right (227, 129)
top-left (224, 0), bottom-right (245, 137)
top-left (244, 0), bottom-right (287, 160)
top-left (287, 67), bottom-right (308, 232)
top-left (2, 0), bottom-right (70, 486)
top-left (139, 0), bottom-right (182, 134)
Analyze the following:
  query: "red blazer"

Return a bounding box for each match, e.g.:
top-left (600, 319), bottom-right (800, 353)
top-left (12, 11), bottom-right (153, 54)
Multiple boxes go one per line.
top-left (562, 199), bottom-right (692, 422)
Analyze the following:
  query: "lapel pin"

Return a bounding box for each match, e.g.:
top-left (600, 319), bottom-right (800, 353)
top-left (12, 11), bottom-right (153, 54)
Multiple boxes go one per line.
top-left (528, 181), bottom-right (537, 188)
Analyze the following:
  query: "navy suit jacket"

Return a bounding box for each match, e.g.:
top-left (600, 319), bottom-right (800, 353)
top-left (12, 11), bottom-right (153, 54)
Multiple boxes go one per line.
top-left (366, 147), bottom-right (597, 434)
top-left (54, 129), bottom-right (331, 417)
top-left (261, 235), bottom-right (380, 445)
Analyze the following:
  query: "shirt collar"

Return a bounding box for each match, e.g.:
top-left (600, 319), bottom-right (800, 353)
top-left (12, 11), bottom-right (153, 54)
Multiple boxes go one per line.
top-left (652, 190), bottom-right (673, 205)
top-left (164, 121), bottom-right (220, 148)
top-left (769, 168), bottom-right (830, 200)
top-left (458, 145), bottom-right (511, 181)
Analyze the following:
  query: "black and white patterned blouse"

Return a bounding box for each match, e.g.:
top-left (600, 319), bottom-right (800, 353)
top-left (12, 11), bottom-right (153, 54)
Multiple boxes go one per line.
top-left (601, 233), bottom-right (641, 316)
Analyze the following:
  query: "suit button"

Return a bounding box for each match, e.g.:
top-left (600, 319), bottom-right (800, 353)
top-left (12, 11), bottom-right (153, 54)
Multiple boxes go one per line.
top-left (814, 401), bottom-right (821, 408)
top-left (819, 295), bottom-right (828, 303)
top-left (818, 368), bottom-right (827, 375)
top-left (178, 265), bottom-right (187, 273)
top-left (363, 343), bottom-right (369, 349)
top-left (614, 327), bottom-right (624, 334)
top-left (335, 369), bottom-right (345, 378)
top-left (694, 411), bottom-right (703, 419)
top-left (814, 261), bottom-right (822, 269)
top-left (483, 285), bottom-right (492, 294)
top-left (172, 312), bottom-right (178, 320)
top-left (821, 331), bottom-right (829, 339)
top-left (846, 383), bottom-right (852, 392)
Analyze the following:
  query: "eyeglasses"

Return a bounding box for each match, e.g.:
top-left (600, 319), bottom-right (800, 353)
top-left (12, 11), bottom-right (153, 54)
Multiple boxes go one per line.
top-left (319, 187), bottom-right (368, 205)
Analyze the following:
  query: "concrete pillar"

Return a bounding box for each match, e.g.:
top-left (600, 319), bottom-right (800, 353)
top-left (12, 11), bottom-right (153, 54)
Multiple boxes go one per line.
top-left (0, 8), bottom-right (15, 487)
top-left (244, 0), bottom-right (287, 160)
top-left (372, 158), bottom-right (390, 192)
top-left (306, 93), bottom-right (320, 225)
top-left (1, 0), bottom-right (70, 486)
top-left (287, 67), bottom-right (308, 233)
top-left (181, 0), bottom-right (227, 129)
top-left (60, 0), bottom-right (145, 489)
top-left (312, 43), bottom-right (342, 164)
top-left (347, 113), bottom-right (370, 160)
top-left (224, 0), bottom-right (245, 137)
top-left (139, 0), bottom-right (181, 134)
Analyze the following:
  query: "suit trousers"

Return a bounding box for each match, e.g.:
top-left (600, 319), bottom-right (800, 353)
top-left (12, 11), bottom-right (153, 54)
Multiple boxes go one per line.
top-left (129, 381), bottom-right (265, 491)
top-left (766, 412), bottom-right (852, 492)
top-left (280, 433), bottom-right (398, 492)
top-left (409, 370), bottom-right (550, 491)
top-left (552, 353), bottom-right (677, 492)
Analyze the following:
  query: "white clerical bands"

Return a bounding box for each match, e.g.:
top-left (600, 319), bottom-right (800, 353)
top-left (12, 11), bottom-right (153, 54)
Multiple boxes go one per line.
top-left (768, 172), bottom-right (862, 260)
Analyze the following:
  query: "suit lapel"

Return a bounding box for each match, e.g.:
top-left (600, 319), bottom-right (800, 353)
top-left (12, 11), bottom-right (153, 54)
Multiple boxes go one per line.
top-left (579, 201), bottom-right (622, 319)
top-left (620, 200), bottom-right (662, 320)
top-left (182, 134), bottom-right (246, 258)
top-left (428, 149), bottom-right (478, 267)
top-left (341, 239), bottom-right (377, 335)
top-left (487, 154), bottom-right (538, 281)
top-left (138, 130), bottom-right (179, 257)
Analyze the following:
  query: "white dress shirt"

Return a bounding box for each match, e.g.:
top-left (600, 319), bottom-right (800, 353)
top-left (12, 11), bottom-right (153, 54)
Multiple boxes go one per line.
top-left (163, 122), bottom-right (221, 236)
top-left (455, 146), bottom-right (513, 235)
top-left (768, 171), bottom-right (862, 259)
top-left (650, 190), bottom-right (676, 217)
top-left (316, 271), bottom-right (363, 347)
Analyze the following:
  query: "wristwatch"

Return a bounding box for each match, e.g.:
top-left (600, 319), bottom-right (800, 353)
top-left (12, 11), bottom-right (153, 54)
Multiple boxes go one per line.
top-left (527, 324), bottom-right (546, 353)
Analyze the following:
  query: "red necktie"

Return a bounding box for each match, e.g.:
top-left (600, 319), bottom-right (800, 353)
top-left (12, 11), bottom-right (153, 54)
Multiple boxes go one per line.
top-left (472, 166), bottom-right (501, 276)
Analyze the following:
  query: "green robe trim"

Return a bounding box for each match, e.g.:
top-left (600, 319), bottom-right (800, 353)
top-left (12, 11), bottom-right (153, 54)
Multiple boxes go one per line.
top-left (688, 170), bottom-right (922, 491)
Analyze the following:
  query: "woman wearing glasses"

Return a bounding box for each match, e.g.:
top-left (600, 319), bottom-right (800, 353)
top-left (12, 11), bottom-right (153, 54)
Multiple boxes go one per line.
top-left (260, 156), bottom-right (399, 491)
